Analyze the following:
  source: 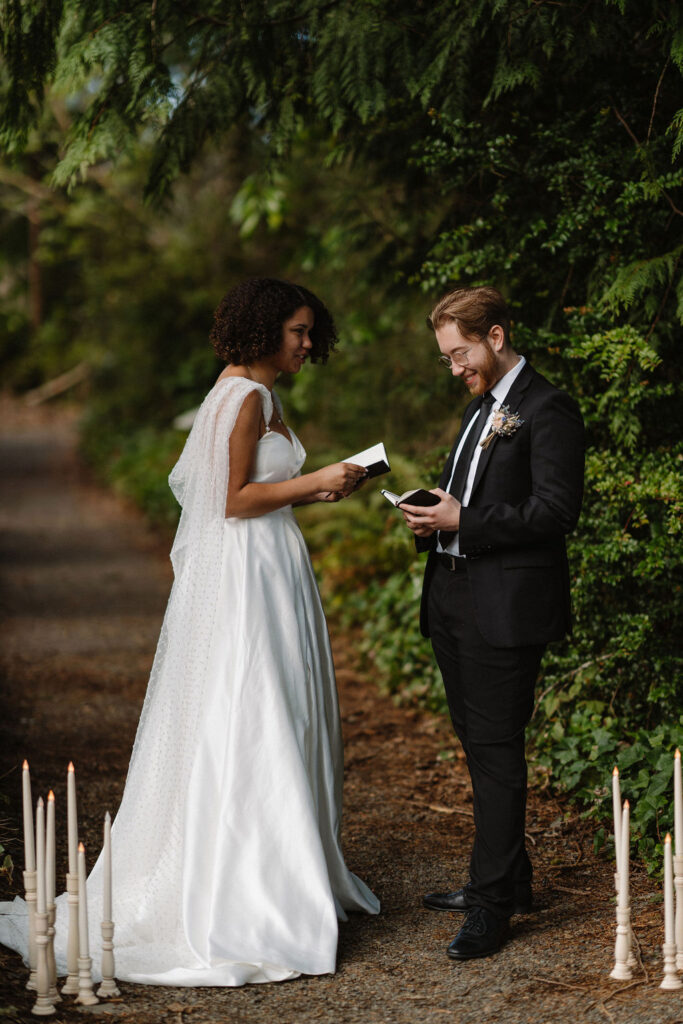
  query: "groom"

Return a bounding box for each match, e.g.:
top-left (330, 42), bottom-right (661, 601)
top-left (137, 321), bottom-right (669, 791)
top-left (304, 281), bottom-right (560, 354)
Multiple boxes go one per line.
top-left (401, 286), bottom-right (584, 961)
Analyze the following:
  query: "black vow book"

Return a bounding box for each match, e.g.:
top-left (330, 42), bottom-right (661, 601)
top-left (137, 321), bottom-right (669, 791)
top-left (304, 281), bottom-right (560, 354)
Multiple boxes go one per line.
top-left (381, 488), bottom-right (440, 509)
top-left (345, 442), bottom-right (391, 479)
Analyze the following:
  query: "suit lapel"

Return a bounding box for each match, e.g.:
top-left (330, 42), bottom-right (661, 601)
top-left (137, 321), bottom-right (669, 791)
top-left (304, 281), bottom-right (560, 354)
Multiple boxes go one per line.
top-left (469, 363), bottom-right (536, 499)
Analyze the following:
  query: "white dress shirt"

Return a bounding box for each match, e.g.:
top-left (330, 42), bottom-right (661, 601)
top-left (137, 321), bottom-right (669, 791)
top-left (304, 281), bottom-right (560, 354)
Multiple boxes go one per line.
top-left (438, 356), bottom-right (527, 557)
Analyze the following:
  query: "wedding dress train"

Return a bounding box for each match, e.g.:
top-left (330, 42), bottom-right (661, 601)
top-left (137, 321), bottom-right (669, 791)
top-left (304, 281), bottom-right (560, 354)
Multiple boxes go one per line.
top-left (0, 377), bottom-right (379, 985)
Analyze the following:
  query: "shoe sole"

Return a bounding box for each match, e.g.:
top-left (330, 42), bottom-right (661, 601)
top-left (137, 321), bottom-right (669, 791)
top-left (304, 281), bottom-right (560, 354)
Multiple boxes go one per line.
top-left (447, 944), bottom-right (504, 961)
top-left (424, 900), bottom-right (532, 916)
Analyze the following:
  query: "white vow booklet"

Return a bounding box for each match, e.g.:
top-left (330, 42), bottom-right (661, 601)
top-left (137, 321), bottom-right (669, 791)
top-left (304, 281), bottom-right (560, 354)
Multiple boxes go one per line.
top-left (344, 442), bottom-right (390, 479)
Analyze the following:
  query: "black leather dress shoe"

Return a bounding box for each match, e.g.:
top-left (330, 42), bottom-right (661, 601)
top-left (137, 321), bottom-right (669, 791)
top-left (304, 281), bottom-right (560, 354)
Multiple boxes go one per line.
top-left (423, 885), bottom-right (532, 916)
top-left (447, 906), bottom-right (509, 961)
top-left (423, 888), bottom-right (470, 912)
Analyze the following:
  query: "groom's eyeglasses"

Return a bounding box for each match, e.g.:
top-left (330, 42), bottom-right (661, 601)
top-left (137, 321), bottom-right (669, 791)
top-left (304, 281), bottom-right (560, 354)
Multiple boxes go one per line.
top-left (438, 350), bottom-right (471, 368)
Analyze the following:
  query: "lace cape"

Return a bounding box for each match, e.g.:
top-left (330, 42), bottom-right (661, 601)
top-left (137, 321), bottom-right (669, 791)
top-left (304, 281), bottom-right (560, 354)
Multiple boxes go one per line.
top-left (89, 378), bottom-right (277, 971)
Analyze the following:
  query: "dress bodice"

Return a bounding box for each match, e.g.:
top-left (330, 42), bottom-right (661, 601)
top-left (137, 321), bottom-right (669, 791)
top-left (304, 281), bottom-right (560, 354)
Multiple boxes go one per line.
top-left (250, 426), bottom-right (306, 484)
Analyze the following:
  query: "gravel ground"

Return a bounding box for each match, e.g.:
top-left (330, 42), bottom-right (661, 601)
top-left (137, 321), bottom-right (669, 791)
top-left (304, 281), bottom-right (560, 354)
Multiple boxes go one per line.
top-left (0, 395), bottom-right (680, 1024)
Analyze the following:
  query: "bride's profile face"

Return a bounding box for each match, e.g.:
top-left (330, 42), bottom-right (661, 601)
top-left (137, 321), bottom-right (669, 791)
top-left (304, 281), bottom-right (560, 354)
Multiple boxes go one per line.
top-left (272, 305), bottom-right (315, 374)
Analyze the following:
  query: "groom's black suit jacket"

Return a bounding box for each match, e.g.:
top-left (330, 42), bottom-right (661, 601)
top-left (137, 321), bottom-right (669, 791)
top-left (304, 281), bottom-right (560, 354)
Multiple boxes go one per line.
top-left (418, 362), bottom-right (585, 648)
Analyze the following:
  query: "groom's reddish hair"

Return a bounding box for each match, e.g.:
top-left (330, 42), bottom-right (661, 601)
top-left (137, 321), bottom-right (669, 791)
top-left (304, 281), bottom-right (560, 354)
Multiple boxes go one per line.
top-left (427, 286), bottom-right (511, 345)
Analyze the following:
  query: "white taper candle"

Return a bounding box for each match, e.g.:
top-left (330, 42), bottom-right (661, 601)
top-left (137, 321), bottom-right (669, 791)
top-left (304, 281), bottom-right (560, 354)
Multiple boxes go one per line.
top-left (67, 763), bottom-right (78, 878)
top-left (103, 812), bottom-right (112, 923)
top-left (610, 798), bottom-right (633, 980)
top-left (97, 810), bottom-right (120, 998)
top-left (21, 760), bottom-right (38, 992)
top-left (45, 793), bottom-right (55, 908)
top-left (22, 760), bottom-right (36, 872)
top-left (665, 833), bottom-right (674, 944)
top-left (674, 749), bottom-right (682, 855)
top-left (77, 843), bottom-right (89, 960)
top-left (75, 842), bottom-right (98, 1006)
top-left (36, 798), bottom-right (46, 918)
top-left (660, 832), bottom-right (683, 990)
top-left (618, 799), bottom-right (630, 909)
top-left (612, 765), bottom-right (621, 872)
top-left (31, 803), bottom-right (54, 1017)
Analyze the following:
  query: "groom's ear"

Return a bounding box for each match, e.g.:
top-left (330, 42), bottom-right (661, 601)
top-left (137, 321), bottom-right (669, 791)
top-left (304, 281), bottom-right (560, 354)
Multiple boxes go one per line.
top-left (488, 325), bottom-right (506, 352)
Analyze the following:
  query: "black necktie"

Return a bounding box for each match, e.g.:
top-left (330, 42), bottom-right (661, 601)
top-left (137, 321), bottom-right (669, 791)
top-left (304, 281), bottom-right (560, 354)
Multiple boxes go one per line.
top-left (439, 392), bottom-right (494, 548)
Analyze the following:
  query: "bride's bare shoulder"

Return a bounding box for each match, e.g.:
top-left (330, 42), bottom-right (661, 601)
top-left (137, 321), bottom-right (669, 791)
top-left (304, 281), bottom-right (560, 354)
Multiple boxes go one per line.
top-left (216, 365), bottom-right (250, 383)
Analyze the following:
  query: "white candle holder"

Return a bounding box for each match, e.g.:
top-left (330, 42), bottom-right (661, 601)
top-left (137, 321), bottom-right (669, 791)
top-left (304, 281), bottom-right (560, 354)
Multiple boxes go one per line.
top-left (660, 940), bottom-right (682, 990)
top-left (61, 872), bottom-right (80, 995)
top-left (610, 903), bottom-right (633, 980)
top-left (613, 871), bottom-right (636, 967)
top-left (31, 910), bottom-right (55, 1017)
top-left (23, 868), bottom-right (38, 991)
top-left (626, 928), bottom-right (637, 969)
top-left (75, 843), bottom-right (99, 1007)
top-left (674, 853), bottom-right (683, 971)
top-left (97, 920), bottom-right (120, 997)
top-left (46, 904), bottom-right (60, 1005)
top-left (75, 955), bottom-right (99, 1006)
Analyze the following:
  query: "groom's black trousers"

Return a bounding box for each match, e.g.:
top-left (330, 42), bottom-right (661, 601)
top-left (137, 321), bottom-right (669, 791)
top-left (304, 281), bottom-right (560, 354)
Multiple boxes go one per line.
top-left (428, 560), bottom-right (545, 920)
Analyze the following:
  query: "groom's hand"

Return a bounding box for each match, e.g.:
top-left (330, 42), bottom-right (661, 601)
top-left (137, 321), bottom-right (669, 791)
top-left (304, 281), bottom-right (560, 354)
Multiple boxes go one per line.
top-left (401, 488), bottom-right (461, 536)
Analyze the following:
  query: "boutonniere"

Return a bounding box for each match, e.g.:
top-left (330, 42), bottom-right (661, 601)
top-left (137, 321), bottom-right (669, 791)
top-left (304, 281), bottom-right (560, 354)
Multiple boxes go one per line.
top-left (480, 404), bottom-right (524, 450)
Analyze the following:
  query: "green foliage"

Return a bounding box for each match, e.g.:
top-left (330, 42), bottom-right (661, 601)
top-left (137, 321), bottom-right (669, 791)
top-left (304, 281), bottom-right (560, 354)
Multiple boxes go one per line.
top-left (356, 560), bottom-right (446, 713)
top-left (0, 0), bottom-right (63, 148)
top-left (0, 788), bottom-right (15, 884)
top-left (533, 715), bottom-right (683, 872)
top-left (80, 421), bottom-right (183, 529)
top-left (4, 0), bottom-right (681, 208)
top-left (0, 840), bottom-right (13, 884)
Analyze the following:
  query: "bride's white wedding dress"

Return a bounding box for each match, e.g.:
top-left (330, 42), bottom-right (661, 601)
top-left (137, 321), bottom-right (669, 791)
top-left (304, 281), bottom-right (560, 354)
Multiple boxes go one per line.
top-left (0, 377), bottom-right (379, 985)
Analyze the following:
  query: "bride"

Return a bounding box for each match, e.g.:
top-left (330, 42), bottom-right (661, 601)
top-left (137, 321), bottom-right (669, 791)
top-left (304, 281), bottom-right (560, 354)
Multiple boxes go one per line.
top-left (0, 277), bottom-right (379, 986)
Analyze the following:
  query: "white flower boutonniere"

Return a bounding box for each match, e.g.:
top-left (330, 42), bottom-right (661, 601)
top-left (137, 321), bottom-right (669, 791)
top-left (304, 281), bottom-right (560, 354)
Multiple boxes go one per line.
top-left (480, 404), bottom-right (524, 450)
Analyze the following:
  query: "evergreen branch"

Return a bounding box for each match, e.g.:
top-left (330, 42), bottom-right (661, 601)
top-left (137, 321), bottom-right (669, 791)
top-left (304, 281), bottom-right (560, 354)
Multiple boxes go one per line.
top-left (87, 2), bottom-right (149, 41)
top-left (661, 188), bottom-right (683, 219)
top-left (0, 167), bottom-right (67, 209)
top-left (612, 106), bottom-right (640, 147)
top-left (613, 106), bottom-right (682, 218)
top-left (183, 15), bottom-right (232, 30)
top-left (647, 55), bottom-right (670, 144)
top-left (255, 0), bottom-right (340, 29)
top-left (184, 1), bottom-right (340, 32)
top-left (150, 0), bottom-right (158, 61)
top-left (645, 252), bottom-right (681, 341)
top-left (88, 100), bottom-right (110, 139)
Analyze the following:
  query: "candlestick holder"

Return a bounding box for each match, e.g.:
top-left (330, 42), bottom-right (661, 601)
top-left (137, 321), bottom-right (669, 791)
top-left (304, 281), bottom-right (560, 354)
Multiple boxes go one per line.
top-left (23, 868), bottom-right (38, 991)
top-left (31, 910), bottom-right (55, 1016)
top-left (614, 871), bottom-right (637, 968)
top-left (610, 903), bottom-right (633, 980)
top-left (674, 853), bottom-right (683, 971)
top-left (97, 920), bottom-right (120, 997)
top-left (61, 872), bottom-right (80, 995)
top-left (659, 940), bottom-right (682, 990)
top-left (626, 926), bottom-right (637, 968)
top-left (45, 903), bottom-right (60, 1005)
top-left (75, 954), bottom-right (99, 1006)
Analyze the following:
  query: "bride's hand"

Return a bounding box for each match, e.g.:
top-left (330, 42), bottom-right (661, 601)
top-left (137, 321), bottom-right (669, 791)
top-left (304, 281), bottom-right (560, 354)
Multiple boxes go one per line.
top-left (314, 491), bottom-right (343, 503)
top-left (314, 462), bottom-right (367, 497)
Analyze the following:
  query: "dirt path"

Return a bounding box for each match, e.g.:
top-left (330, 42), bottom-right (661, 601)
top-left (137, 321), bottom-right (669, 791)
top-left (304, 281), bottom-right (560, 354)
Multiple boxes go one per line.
top-left (0, 397), bottom-right (678, 1024)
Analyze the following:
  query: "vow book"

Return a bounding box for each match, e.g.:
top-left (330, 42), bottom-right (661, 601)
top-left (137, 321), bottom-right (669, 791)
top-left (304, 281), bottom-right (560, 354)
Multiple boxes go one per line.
top-left (381, 488), bottom-right (440, 509)
top-left (345, 442), bottom-right (390, 479)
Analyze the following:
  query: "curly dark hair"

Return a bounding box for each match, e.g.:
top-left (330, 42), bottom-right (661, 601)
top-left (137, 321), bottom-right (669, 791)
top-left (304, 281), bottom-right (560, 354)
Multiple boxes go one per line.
top-left (210, 278), bottom-right (338, 365)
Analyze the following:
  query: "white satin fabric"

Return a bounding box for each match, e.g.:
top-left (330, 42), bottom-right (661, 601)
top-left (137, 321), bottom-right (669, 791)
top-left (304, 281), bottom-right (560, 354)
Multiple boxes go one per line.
top-left (0, 377), bottom-right (379, 986)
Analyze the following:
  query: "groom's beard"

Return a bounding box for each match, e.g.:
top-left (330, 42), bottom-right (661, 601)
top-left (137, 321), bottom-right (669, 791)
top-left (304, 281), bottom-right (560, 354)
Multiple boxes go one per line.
top-left (463, 340), bottom-right (500, 395)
